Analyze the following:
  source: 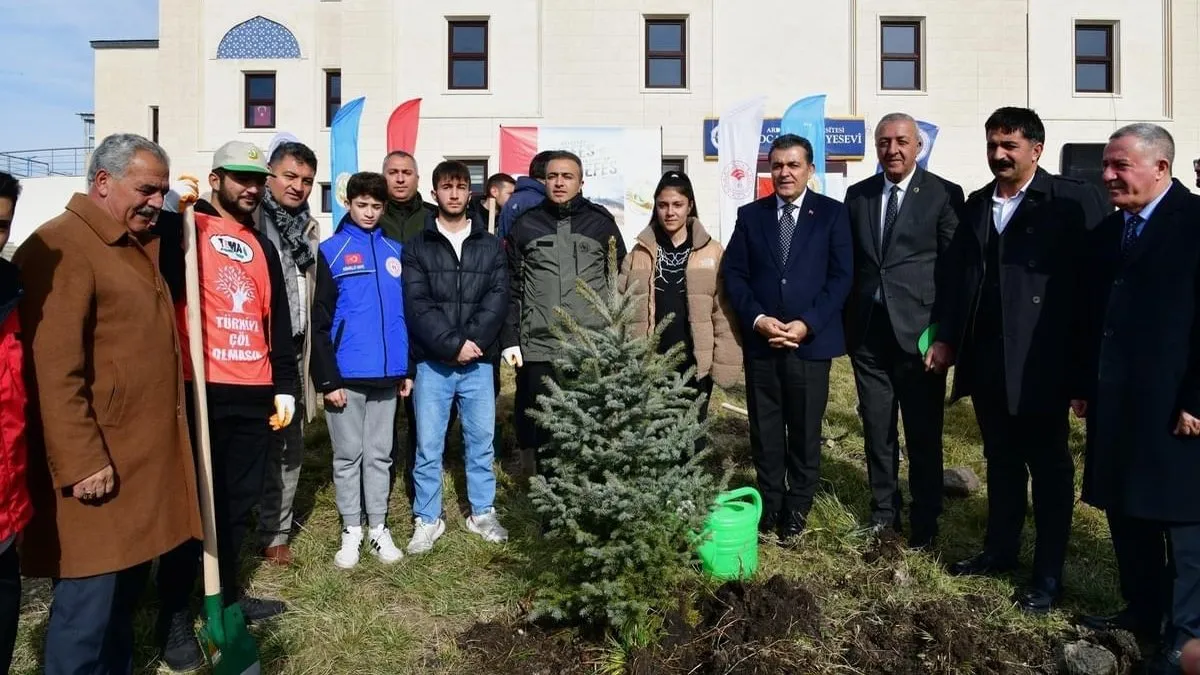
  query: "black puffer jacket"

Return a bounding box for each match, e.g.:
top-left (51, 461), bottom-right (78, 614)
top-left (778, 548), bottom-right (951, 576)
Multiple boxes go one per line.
top-left (402, 214), bottom-right (509, 364)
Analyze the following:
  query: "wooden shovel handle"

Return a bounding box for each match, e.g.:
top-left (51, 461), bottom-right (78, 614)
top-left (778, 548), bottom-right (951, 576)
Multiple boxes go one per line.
top-left (183, 206), bottom-right (223, 598)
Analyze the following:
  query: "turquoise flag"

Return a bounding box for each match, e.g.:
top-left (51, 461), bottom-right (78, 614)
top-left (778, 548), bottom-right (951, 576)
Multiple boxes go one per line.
top-left (330, 96), bottom-right (365, 226)
top-left (780, 95), bottom-right (826, 193)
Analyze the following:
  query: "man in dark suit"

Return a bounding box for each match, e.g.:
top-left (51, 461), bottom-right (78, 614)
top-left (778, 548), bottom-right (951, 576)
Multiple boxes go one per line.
top-left (1075, 124), bottom-right (1200, 673)
top-left (843, 112), bottom-right (963, 548)
top-left (930, 107), bottom-right (1106, 612)
top-left (722, 133), bottom-right (853, 541)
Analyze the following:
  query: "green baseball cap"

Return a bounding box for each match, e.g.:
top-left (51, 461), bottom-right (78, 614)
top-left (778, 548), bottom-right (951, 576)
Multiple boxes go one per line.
top-left (212, 140), bottom-right (273, 175)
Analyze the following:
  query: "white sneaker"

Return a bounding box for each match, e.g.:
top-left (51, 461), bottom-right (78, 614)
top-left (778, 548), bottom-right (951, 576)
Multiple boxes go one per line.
top-left (406, 517), bottom-right (446, 555)
top-left (466, 509), bottom-right (509, 543)
top-left (334, 526), bottom-right (363, 569)
top-left (367, 525), bottom-right (404, 564)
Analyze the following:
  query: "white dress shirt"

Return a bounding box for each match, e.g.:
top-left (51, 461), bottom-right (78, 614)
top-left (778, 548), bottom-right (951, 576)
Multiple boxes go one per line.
top-left (991, 173), bottom-right (1036, 234)
top-left (754, 192), bottom-right (810, 330)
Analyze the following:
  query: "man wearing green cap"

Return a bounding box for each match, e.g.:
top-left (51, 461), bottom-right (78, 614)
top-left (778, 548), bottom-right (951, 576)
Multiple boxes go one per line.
top-left (154, 140), bottom-right (298, 671)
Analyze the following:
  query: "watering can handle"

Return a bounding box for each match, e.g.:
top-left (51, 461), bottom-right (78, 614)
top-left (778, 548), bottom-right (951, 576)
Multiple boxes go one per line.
top-left (716, 486), bottom-right (763, 521)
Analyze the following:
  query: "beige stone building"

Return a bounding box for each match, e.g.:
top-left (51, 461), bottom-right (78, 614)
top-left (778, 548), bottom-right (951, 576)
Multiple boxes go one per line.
top-left (91, 0), bottom-right (1197, 236)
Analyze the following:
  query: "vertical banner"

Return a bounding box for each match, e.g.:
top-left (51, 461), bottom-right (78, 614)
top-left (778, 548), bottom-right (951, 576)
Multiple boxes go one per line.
top-left (916, 120), bottom-right (939, 169)
top-left (330, 96), bottom-right (365, 226)
top-left (716, 95), bottom-right (767, 247)
top-left (498, 126), bottom-right (662, 251)
top-left (780, 94), bottom-right (827, 193)
top-left (386, 98), bottom-right (422, 154)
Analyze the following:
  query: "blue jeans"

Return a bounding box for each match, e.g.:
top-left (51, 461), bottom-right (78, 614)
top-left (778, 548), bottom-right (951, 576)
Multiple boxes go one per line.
top-left (46, 562), bottom-right (151, 675)
top-left (412, 361), bottom-right (497, 522)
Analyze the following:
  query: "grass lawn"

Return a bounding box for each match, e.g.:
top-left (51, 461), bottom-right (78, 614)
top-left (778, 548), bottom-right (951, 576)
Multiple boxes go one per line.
top-left (9, 359), bottom-right (1121, 674)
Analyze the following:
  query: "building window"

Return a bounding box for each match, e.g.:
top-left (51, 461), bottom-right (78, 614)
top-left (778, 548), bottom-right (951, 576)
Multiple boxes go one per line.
top-left (880, 20), bottom-right (922, 91)
top-left (245, 73), bottom-right (276, 129)
top-left (645, 18), bottom-right (687, 89)
top-left (661, 157), bottom-right (687, 175)
top-left (1075, 23), bottom-right (1115, 93)
top-left (448, 20), bottom-right (488, 90)
top-left (446, 159), bottom-right (488, 194)
top-left (325, 70), bottom-right (341, 127)
top-left (320, 183), bottom-right (332, 213)
top-left (150, 106), bottom-right (159, 143)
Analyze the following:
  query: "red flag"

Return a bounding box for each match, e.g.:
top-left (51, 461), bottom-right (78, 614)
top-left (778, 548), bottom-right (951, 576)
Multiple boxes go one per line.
top-left (386, 99), bottom-right (422, 154)
top-left (498, 126), bottom-right (538, 175)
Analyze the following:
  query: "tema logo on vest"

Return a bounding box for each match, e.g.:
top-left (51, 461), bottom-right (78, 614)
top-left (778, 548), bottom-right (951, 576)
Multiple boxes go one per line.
top-left (210, 235), bottom-right (254, 264)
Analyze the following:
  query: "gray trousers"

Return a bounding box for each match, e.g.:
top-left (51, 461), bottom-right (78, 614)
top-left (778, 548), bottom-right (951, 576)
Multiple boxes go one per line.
top-left (327, 385), bottom-right (397, 528)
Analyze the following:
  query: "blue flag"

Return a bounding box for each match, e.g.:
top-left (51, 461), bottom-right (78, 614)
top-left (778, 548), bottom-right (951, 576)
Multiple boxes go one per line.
top-left (780, 94), bottom-right (826, 193)
top-left (330, 96), bottom-right (365, 226)
top-left (915, 120), bottom-right (939, 169)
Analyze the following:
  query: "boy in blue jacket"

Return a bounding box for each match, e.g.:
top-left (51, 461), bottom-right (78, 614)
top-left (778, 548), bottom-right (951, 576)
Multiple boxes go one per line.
top-left (311, 172), bottom-right (411, 568)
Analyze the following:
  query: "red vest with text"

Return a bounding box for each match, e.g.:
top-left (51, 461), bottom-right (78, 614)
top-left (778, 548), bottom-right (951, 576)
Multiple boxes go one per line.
top-left (177, 212), bottom-right (274, 386)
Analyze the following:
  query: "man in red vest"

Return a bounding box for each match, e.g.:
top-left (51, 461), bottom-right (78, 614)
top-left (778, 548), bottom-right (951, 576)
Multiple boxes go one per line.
top-left (154, 141), bottom-right (298, 672)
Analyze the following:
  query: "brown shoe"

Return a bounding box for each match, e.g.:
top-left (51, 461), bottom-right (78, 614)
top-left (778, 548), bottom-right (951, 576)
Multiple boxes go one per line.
top-left (262, 544), bottom-right (293, 566)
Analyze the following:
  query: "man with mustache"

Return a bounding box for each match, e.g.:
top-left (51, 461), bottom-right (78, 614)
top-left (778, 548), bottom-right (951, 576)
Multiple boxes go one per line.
top-left (14, 133), bottom-right (203, 674)
top-left (154, 140), bottom-right (298, 671)
top-left (255, 141), bottom-right (321, 567)
top-left (1075, 124), bottom-right (1200, 672)
top-left (932, 107), bottom-right (1106, 612)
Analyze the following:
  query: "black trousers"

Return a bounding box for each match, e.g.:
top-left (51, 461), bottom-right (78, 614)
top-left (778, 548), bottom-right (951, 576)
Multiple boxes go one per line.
top-left (691, 375), bottom-right (714, 457)
top-left (158, 409), bottom-right (270, 615)
top-left (850, 308), bottom-right (946, 539)
top-left (518, 361), bottom-right (559, 475)
top-left (0, 544), bottom-right (19, 673)
top-left (1108, 513), bottom-right (1200, 648)
top-left (745, 354), bottom-right (832, 520)
top-left (972, 387), bottom-right (1073, 582)
top-left (45, 562), bottom-right (151, 675)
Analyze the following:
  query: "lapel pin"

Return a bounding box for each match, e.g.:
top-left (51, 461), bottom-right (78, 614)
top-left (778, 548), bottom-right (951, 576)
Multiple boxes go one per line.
top-left (807, 209), bottom-right (814, 216)
top-left (913, 186), bottom-right (920, 194)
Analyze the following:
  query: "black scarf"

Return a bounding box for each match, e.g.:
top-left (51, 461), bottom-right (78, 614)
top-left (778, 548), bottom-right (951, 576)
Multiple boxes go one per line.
top-left (260, 188), bottom-right (316, 272)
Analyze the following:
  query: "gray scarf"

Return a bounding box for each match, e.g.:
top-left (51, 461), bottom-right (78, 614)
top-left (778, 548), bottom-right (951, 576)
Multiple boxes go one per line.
top-left (260, 188), bottom-right (316, 271)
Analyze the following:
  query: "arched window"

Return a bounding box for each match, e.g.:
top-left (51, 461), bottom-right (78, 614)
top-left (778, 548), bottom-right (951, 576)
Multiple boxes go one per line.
top-left (216, 16), bottom-right (301, 59)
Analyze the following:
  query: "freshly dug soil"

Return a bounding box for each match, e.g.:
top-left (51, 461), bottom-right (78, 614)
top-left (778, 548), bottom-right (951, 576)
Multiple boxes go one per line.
top-left (843, 595), bottom-right (1058, 674)
top-left (455, 621), bottom-right (596, 675)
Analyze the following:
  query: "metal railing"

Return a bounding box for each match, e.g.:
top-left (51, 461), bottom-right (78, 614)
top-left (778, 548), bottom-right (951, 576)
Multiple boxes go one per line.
top-left (0, 147), bottom-right (90, 178)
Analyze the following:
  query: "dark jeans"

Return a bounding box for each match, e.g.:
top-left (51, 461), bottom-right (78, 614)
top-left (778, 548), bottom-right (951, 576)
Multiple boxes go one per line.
top-left (45, 562), bottom-right (152, 675)
top-left (0, 544), bottom-right (19, 673)
top-left (158, 409), bottom-right (270, 615)
top-left (745, 354), bottom-right (832, 520)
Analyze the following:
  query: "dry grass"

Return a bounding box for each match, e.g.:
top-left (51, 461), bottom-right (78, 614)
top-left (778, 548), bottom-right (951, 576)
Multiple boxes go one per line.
top-left (8, 359), bottom-right (1120, 674)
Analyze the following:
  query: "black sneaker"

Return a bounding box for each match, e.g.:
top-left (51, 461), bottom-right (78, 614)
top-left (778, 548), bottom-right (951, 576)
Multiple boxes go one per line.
top-left (157, 610), bottom-right (203, 673)
top-left (238, 595), bottom-right (288, 623)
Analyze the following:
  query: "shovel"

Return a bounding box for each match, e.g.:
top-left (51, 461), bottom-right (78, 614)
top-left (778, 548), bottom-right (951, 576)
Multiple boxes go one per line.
top-left (182, 204), bottom-right (263, 675)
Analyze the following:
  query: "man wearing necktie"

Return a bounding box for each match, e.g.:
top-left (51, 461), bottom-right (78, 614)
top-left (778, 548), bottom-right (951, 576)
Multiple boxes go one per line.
top-left (722, 134), bottom-right (853, 542)
top-left (1075, 124), bottom-right (1200, 673)
top-left (843, 113), bottom-right (964, 549)
top-left (931, 107), bottom-right (1106, 612)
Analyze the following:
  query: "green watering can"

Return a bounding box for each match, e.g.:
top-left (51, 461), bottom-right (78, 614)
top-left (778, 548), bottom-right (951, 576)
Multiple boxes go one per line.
top-left (697, 486), bottom-right (762, 581)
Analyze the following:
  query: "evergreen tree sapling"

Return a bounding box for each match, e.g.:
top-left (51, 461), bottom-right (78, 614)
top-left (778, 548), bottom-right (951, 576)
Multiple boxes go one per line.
top-left (527, 237), bottom-right (725, 632)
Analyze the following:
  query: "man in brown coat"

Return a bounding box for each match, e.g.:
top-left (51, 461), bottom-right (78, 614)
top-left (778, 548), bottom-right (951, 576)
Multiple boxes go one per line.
top-left (15, 132), bottom-right (202, 675)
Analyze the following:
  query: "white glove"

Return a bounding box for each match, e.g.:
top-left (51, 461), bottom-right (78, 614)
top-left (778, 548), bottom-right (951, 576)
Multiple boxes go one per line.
top-left (271, 394), bottom-right (296, 430)
top-left (163, 175), bottom-right (200, 213)
top-left (501, 346), bottom-right (523, 368)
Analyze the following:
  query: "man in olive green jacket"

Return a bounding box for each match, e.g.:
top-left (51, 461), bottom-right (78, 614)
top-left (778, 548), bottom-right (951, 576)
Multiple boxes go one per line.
top-left (379, 151), bottom-right (436, 244)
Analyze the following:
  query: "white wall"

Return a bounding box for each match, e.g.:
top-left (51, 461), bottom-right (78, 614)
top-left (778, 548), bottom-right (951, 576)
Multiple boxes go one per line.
top-left (93, 0), bottom-right (1200, 241)
top-left (9, 176), bottom-right (88, 250)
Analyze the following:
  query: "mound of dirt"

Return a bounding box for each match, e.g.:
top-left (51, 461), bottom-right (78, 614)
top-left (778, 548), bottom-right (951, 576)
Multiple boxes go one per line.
top-left (862, 529), bottom-right (906, 564)
top-left (843, 596), bottom-right (1058, 675)
top-left (627, 575), bottom-right (822, 674)
top-left (455, 621), bottom-right (594, 675)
